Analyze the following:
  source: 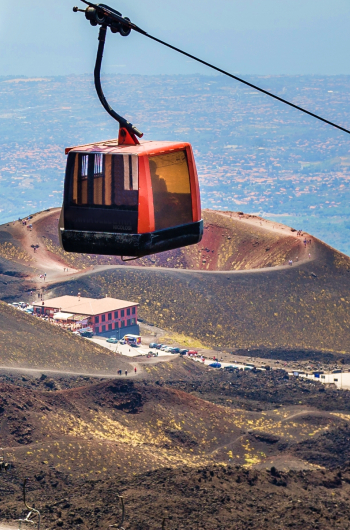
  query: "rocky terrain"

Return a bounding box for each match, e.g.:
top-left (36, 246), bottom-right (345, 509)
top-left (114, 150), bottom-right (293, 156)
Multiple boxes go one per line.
top-left (1, 207), bottom-right (350, 353)
top-left (1, 208), bottom-right (350, 528)
top-left (1, 368), bottom-right (350, 529)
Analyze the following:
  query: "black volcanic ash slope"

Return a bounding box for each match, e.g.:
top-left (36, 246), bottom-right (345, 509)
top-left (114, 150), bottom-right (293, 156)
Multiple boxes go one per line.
top-left (48, 240), bottom-right (350, 353)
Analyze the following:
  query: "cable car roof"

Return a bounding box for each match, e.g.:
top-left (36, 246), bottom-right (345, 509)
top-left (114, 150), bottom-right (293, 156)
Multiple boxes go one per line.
top-left (65, 140), bottom-right (192, 156)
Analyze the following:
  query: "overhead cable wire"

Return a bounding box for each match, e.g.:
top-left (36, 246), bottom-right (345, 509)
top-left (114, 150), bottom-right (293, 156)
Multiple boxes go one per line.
top-left (79, 0), bottom-right (350, 136)
top-left (142, 32), bottom-right (350, 136)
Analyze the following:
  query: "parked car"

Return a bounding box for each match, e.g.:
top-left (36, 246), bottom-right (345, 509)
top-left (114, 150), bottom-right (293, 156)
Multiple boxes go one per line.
top-left (155, 344), bottom-right (164, 349)
top-left (149, 343), bottom-right (157, 348)
top-left (171, 347), bottom-right (180, 353)
top-left (80, 331), bottom-right (93, 338)
top-left (119, 339), bottom-right (126, 345)
top-left (188, 350), bottom-right (198, 355)
top-left (209, 362), bottom-right (222, 368)
top-left (179, 349), bottom-right (189, 355)
top-left (106, 337), bottom-right (118, 344)
top-left (160, 345), bottom-right (169, 351)
top-left (224, 365), bottom-right (238, 372)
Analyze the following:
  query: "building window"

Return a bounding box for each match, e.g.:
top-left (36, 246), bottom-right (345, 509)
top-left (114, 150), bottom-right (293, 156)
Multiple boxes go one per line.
top-left (36, 308), bottom-right (41, 314)
top-left (95, 316), bottom-right (99, 324)
top-left (321, 376), bottom-right (325, 379)
top-left (114, 322), bottom-right (119, 329)
top-left (127, 308), bottom-right (131, 316)
top-left (132, 306), bottom-right (136, 315)
top-left (101, 325), bottom-right (106, 332)
top-left (121, 320), bottom-right (125, 327)
top-left (108, 324), bottom-right (112, 331)
top-left (102, 314), bottom-right (106, 322)
top-left (121, 309), bottom-right (124, 317)
top-left (127, 319), bottom-right (131, 326)
top-left (131, 318), bottom-right (136, 325)
top-left (334, 378), bottom-right (338, 382)
top-left (114, 311), bottom-right (118, 319)
top-left (108, 313), bottom-right (112, 320)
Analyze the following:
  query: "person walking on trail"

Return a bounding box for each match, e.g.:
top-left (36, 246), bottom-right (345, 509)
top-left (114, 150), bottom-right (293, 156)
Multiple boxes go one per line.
top-left (125, 370), bottom-right (128, 376)
top-left (134, 367), bottom-right (137, 374)
top-left (44, 273), bottom-right (46, 281)
top-left (309, 253), bottom-right (311, 259)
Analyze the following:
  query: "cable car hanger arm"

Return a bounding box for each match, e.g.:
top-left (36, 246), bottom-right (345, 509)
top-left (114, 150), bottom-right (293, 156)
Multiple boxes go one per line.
top-left (94, 25), bottom-right (143, 142)
top-left (76, 0), bottom-right (350, 137)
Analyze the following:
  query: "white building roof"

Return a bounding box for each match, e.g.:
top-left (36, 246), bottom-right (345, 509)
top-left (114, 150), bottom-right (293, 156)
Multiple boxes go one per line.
top-left (34, 295), bottom-right (138, 317)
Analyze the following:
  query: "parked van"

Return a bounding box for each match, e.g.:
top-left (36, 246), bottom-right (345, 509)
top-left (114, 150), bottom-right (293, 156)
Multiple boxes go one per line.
top-left (123, 334), bottom-right (141, 345)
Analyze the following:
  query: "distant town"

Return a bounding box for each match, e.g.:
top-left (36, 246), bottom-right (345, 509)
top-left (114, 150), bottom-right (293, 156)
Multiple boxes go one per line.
top-left (1, 74), bottom-right (350, 254)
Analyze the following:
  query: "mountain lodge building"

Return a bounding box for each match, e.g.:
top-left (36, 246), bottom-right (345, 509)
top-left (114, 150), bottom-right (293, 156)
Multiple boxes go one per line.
top-left (33, 295), bottom-right (139, 337)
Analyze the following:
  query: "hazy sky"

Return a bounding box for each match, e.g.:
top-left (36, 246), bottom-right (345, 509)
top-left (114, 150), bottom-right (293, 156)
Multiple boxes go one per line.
top-left (1, 0), bottom-right (350, 77)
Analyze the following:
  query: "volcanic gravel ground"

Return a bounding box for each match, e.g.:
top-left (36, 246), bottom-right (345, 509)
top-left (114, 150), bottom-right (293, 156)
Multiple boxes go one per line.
top-left (165, 368), bottom-right (350, 412)
top-left (2, 462), bottom-right (350, 529)
top-left (0, 373), bottom-right (103, 391)
top-left (234, 347), bottom-right (350, 364)
top-left (2, 369), bottom-right (350, 528)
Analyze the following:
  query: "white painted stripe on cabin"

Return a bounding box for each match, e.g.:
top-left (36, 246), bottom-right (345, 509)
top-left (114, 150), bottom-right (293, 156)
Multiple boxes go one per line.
top-left (132, 155), bottom-right (138, 190)
top-left (123, 154), bottom-right (130, 190)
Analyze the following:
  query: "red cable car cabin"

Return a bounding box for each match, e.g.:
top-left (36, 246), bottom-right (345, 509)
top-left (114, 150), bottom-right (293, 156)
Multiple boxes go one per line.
top-left (59, 139), bottom-right (203, 257)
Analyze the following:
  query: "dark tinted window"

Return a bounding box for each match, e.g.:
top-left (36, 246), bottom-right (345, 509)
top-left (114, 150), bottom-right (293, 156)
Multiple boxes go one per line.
top-left (108, 313), bottom-right (112, 320)
top-left (121, 310), bottom-right (124, 317)
top-left (95, 316), bottom-right (99, 324)
top-left (114, 311), bottom-right (118, 319)
top-left (102, 314), bottom-right (106, 322)
top-left (132, 307), bottom-right (136, 315)
top-left (68, 152), bottom-right (138, 210)
top-left (149, 150), bottom-right (193, 230)
top-left (127, 308), bottom-right (130, 316)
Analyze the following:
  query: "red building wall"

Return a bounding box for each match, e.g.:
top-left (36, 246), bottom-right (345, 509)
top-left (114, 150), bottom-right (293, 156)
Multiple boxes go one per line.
top-left (93, 305), bottom-right (138, 334)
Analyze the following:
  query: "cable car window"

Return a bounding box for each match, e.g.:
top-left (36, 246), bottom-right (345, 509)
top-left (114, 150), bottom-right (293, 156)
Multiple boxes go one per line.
top-left (68, 153), bottom-right (138, 211)
top-left (93, 153), bottom-right (104, 205)
top-left (81, 155), bottom-right (89, 177)
top-left (111, 154), bottom-right (138, 209)
top-left (79, 155), bottom-right (89, 205)
top-left (149, 150), bottom-right (192, 230)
